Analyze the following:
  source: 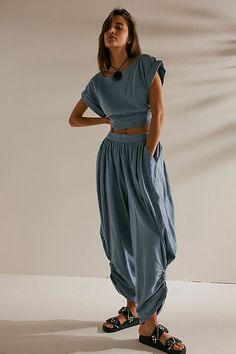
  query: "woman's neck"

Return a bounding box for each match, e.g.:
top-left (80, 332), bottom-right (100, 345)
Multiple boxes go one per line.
top-left (108, 49), bottom-right (129, 68)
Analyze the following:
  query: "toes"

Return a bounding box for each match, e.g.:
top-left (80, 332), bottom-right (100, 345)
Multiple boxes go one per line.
top-left (104, 322), bottom-right (113, 328)
top-left (177, 342), bottom-right (185, 347)
top-left (173, 342), bottom-right (185, 350)
top-left (173, 344), bottom-right (182, 350)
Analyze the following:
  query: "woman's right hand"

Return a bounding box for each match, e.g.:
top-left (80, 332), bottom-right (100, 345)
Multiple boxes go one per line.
top-left (102, 117), bottom-right (111, 125)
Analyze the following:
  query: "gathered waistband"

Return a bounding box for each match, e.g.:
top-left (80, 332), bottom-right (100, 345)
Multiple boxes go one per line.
top-left (106, 131), bottom-right (149, 142)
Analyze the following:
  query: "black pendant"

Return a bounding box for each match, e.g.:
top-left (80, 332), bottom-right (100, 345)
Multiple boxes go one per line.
top-left (113, 70), bottom-right (122, 81)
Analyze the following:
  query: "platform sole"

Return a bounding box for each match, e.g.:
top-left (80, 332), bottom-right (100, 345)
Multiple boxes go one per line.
top-left (103, 318), bottom-right (140, 333)
top-left (139, 334), bottom-right (186, 354)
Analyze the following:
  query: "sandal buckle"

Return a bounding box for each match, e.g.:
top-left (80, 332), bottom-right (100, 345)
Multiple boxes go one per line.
top-left (128, 315), bottom-right (134, 323)
top-left (151, 334), bottom-right (158, 343)
top-left (118, 306), bottom-right (135, 323)
top-left (118, 306), bottom-right (127, 314)
top-left (157, 324), bottom-right (169, 337)
top-left (109, 317), bottom-right (120, 328)
top-left (165, 337), bottom-right (180, 350)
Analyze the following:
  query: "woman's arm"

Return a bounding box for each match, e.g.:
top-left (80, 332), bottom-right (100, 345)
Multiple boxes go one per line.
top-left (68, 98), bottom-right (110, 127)
top-left (145, 72), bottom-right (165, 155)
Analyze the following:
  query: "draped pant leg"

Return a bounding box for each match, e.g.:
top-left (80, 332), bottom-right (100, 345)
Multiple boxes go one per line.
top-left (96, 134), bottom-right (137, 303)
top-left (96, 131), bottom-right (177, 324)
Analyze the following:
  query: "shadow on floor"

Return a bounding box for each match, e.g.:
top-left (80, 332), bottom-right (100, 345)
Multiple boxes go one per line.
top-left (0, 319), bottom-right (157, 353)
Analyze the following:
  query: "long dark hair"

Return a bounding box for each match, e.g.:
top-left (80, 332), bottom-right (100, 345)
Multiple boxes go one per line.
top-left (97, 8), bottom-right (142, 72)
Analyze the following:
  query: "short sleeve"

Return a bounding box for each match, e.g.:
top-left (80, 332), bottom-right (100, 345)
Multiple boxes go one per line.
top-left (81, 77), bottom-right (106, 117)
top-left (141, 54), bottom-right (166, 91)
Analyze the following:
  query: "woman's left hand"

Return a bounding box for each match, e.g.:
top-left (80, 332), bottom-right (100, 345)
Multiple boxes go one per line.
top-left (146, 142), bottom-right (158, 156)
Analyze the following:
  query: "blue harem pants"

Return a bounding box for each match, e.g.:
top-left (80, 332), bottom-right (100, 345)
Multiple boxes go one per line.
top-left (96, 131), bottom-right (177, 324)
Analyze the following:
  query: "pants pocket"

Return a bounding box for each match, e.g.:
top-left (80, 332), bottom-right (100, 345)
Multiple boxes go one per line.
top-left (144, 142), bottom-right (161, 163)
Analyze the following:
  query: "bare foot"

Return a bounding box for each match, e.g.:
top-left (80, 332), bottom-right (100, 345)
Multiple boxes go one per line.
top-left (139, 319), bottom-right (185, 351)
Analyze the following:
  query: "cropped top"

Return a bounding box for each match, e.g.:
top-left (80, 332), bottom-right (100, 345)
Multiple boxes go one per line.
top-left (81, 53), bottom-right (166, 130)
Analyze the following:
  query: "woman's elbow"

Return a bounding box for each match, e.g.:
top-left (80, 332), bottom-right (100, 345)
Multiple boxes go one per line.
top-left (68, 115), bottom-right (81, 127)
top-left (69, 99), bottom-right (88, 127)
top-left (68, 116), bottom-right (74, 127)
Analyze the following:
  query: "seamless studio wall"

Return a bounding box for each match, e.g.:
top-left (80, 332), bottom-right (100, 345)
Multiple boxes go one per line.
top-left (0, 0), bottom-right (235, 282)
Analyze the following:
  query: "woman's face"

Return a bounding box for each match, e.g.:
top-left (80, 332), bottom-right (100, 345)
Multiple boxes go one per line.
top-left (104, 15), bottom-right (131, 49)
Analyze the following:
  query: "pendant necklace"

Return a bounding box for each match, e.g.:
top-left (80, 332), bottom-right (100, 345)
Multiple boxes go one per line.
top-left (110, 56), bottom-right (129, 81)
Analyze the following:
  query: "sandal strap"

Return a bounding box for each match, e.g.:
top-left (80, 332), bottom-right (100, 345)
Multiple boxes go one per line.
top-left (106, 316), bottom-right (121, 329)
top-left (165, 336), bottom-right (182, 351)
top-left (118, 306), bottom-right (135, 323)
top-left (151, 324), bottom-right (169, 343)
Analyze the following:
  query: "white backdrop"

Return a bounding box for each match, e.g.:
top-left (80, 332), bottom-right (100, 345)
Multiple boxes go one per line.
top-left (1, 0), bottom-right (235, 282)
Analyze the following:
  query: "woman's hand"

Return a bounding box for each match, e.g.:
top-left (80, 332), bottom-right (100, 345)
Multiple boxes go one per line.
top-left (146, 141), bottom-right (159, 156)
top-left (101, 117), bottom-right (111, 125)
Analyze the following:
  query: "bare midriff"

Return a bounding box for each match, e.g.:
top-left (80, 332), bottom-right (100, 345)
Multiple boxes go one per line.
top-left (111, 126), bottom-right (150, 135)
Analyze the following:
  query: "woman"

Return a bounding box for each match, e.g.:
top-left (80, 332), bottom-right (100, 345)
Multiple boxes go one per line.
top-left (69, 7), bottom-right (186, 354)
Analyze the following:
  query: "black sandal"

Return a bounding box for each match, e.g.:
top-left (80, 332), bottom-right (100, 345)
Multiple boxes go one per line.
top-left (139, 323), bottom-right (186, 353)
top-left (103, 306), bottom-right (140, 333)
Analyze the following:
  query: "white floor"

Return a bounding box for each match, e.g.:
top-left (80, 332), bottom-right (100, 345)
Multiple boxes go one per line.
top-left (0, 275), bottom-right (235, 354)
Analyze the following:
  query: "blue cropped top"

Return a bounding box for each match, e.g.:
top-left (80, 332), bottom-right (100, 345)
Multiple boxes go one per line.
top-left (81, 53), bottom-right (166, 130)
